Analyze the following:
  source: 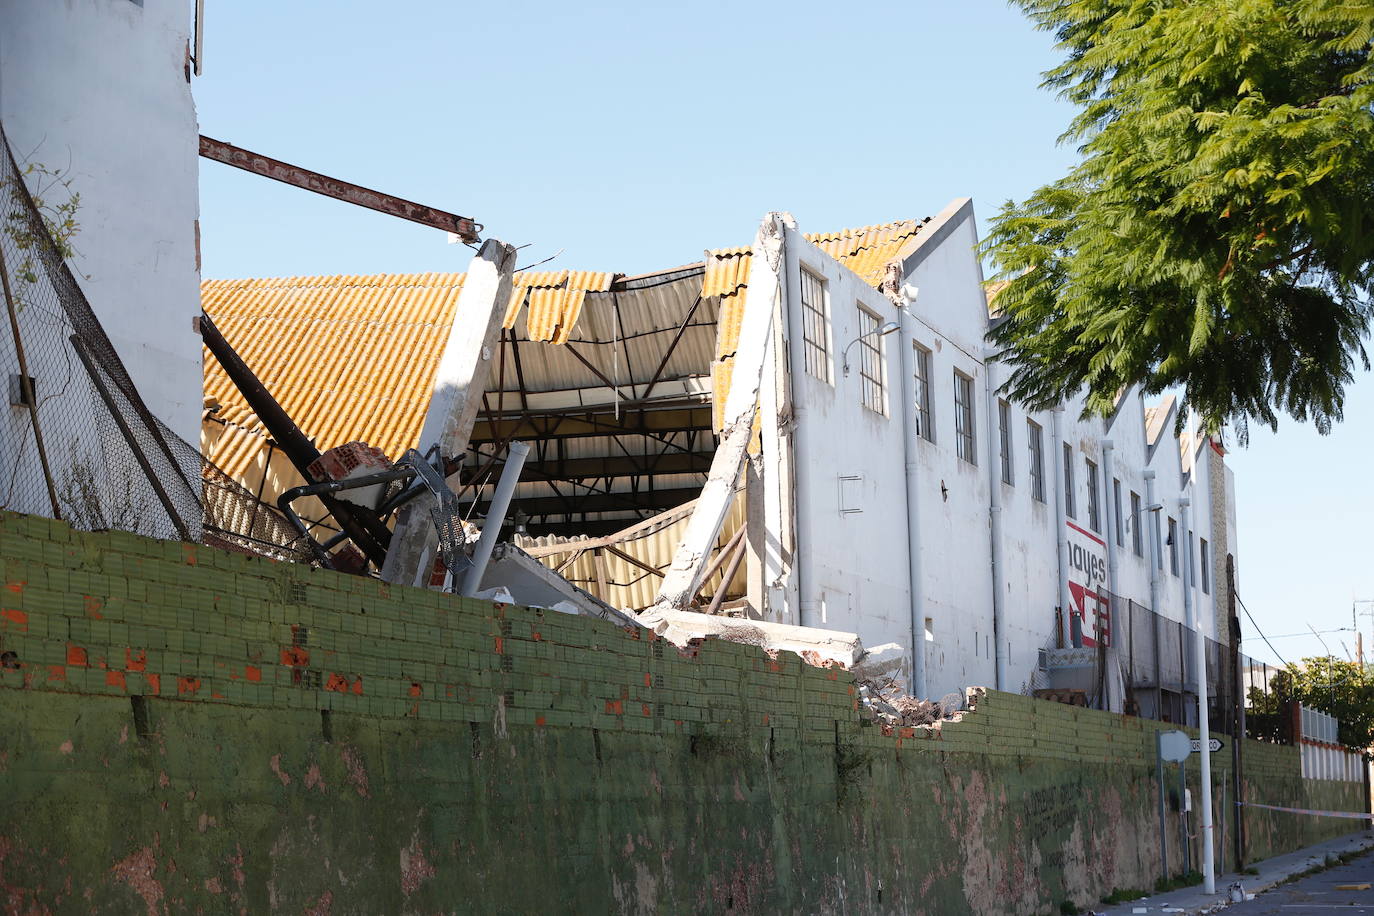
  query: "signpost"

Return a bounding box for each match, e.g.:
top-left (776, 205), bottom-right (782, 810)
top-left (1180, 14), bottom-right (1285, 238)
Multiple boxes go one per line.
top-left (1191, 738), bottom-right (1224, 754)
top-left (1157, 730), bottom-right (1191, 881)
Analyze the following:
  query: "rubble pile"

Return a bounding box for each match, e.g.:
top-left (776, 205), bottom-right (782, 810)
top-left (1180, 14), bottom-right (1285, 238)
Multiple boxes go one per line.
top-left (857, 677), bottom-right (966, 727)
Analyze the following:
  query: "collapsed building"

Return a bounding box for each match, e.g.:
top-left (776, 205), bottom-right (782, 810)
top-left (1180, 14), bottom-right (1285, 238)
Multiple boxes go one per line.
top-left (198, 202), bottom-right (1241, 715)
top-left (0, 0), bottom-right (1242, 718)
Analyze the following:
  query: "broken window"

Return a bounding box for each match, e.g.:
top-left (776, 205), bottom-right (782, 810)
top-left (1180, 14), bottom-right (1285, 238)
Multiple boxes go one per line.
top-left (953, 370), bottom-right (975, 464)
top-left (1085, 458), bottom-right (1100, 532)
top-left (1130, 490), bottom-right (1143, 556)
top-left (800, 268), bottom-right (831, 383)
top-left (913, 343), bottom-right (933, 442)
top-left (1063, 443), bottom-right (1076, 518)
top-left (998, 399), bottom-right (1013, 485)
top-left (1027, 419), bottom-right (1045, 502)
top-left (856, 306), bottom-right (886, 415)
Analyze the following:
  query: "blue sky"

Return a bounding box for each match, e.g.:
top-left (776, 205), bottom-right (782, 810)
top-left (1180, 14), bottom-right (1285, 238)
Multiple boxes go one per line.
top-left (195, 0), bottom-right (1374, 669)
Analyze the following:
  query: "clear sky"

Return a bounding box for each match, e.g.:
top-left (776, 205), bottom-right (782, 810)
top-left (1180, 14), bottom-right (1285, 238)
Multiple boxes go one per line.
top-left (195, 0), bottom-right (1374, 669)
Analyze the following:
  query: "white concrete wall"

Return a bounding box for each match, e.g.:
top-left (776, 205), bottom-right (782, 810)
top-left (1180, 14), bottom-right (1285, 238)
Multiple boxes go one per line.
top-left (0, 0), bottom-right (202, 453)
top-left (769, 199), bottom-right (1232, 701)
top-left (778, 226), bottom-right (924, 664)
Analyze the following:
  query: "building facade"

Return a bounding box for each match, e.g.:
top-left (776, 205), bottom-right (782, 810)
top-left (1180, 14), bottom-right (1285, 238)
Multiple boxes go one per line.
top-left (197, 201), bottom-right (1239, 712)
top-left (746, 199), bottom-right (1239, 710)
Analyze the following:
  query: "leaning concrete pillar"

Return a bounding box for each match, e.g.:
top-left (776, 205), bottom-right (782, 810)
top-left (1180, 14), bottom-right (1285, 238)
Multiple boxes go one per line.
top-left (381, 238), bottom-right (516, 585)
top-left (648, 213), bottom-right (786, 613)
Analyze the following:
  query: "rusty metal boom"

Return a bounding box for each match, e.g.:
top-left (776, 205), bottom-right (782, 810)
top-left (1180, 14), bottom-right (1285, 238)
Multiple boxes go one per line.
top-left (199, 135), bottom-right (481, 243)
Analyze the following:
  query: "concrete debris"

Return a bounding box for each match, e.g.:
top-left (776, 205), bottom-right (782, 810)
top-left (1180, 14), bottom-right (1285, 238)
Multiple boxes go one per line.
top-left (850, 642), bottom-right (906, 682)
top-left (857, 679), bottom-right (976, 729)
top-left (473, 543), bottom-right (637, 627)
top-left (307, 441), bottom-right (393, 509)
top-left (636, 608), bottom-right (863, 668)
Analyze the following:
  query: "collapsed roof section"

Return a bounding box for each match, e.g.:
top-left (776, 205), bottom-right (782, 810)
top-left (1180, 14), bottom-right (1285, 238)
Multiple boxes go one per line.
top-left (200, 218), bottom-right (930, 611)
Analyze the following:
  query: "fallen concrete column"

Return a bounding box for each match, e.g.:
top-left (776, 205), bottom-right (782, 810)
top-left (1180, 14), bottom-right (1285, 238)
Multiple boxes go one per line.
top-left (649, 213), bottom-right (787, 612)
top-left (382, 238), bottom-right (516, 585)
top-left (636, 607), bottom-right (864, 669)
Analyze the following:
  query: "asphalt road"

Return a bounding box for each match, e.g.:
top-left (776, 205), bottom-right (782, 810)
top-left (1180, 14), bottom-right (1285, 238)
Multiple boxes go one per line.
top-left (1222, 849), bottom-right (1374, 914)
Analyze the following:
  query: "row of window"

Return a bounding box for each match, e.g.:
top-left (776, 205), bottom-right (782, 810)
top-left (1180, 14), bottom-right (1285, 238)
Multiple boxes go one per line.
top-left (799, 266), bottom-right (1213, 595)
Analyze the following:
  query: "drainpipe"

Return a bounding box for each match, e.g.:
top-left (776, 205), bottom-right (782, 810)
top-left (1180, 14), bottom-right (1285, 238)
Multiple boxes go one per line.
top-left (1145, 470), bottom-right (1163, 717)
top-left (1181, 496), bottom-right (1216, 894)
top-left (897, 287), bottom-right (927, 697)
top-left (1103, 440), bottom-right (1120, 710)
top-left (1051, 408), bottom-right (1071, 647)
top-left (460, 441), bottom-right (530, 597)
top-left (982, 349), bottom-right (1007, 690)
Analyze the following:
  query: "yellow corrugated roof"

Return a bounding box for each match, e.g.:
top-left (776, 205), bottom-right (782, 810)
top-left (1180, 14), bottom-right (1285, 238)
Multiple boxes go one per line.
top-left (202, 269), bottom-right (612, 477)
top-left (705, 219), bottom-right (926, 429)
top-left (202, 220), bottom-right (922, 480)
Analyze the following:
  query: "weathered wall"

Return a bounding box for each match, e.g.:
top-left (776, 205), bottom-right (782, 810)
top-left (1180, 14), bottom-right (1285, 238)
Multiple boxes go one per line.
top-left (764, 199), bottom-right (1229, 702)
top-left (0, 0), bottom-right (202, 449)
top-left (0, 512), bottom-right (1362, 915)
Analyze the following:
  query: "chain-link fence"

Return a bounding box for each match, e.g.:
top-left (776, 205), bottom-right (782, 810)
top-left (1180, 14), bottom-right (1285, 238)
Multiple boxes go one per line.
top-left (0, 123), bottom-right (307, 561)
top-left (1109, 595), bottom-right (1285, 740)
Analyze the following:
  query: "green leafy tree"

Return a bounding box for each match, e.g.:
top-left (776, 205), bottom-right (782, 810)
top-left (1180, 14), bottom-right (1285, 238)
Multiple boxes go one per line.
top-left (983, 0), bottom-right (1374, 439)
top-left (1250, 656), bottom-right (1374, 748)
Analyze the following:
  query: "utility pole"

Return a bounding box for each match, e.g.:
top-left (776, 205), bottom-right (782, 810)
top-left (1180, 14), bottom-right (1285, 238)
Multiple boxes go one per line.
top-left (1228, 555), bottom-right (1245, 871)
top-left (1355, 600), bottom-right (1374, 673)
top-left (1180, 498), bottom-right (1215, 895)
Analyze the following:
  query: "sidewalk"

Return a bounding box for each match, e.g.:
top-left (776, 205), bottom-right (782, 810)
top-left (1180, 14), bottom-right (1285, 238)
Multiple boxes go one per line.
top-left (1097, 830), bottom-right (1374, 915)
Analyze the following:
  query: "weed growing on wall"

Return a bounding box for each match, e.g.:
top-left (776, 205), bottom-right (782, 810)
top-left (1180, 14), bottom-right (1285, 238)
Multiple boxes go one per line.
top-left (2, 158), bottom-right (85, 295)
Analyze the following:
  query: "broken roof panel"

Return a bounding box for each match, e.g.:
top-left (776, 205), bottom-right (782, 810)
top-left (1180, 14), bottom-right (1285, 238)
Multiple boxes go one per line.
top-left (201, 217), bottom-right (928, 534)
top-left (705, 219), bottom-right (927, 429)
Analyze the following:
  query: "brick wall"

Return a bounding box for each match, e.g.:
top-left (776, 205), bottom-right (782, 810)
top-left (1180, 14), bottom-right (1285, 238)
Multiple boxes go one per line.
top-left (0, 511), bottom-right (1363, 914)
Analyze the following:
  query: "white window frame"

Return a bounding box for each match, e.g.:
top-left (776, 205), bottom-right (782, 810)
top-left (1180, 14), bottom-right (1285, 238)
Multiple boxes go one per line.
top-left (998, 399), bottom-right (1013, 485)
top-left (1063, 443), bottom-right (1076, 519)
top-left (856, 305), bottom-right (888, 415)
top-left (799, 267), bottom-right (831, 383)
top-left (1130, 490), bottom-right (1143, 556)
top-left (1085, 458), bottom-right (1100, 532)
top-left (953, 370), bottom-right (976, 465)
top-left (1027, 419), bottom-right (1045, 502)
top-left (913, 343), bottom-right (934, 442)
top-left (1168, 517), bottom-right (1179, 576)
top-left (1200, 537), bottom-right (1211, 594)
top-left (1112, 478), bottom-right (1124, 547)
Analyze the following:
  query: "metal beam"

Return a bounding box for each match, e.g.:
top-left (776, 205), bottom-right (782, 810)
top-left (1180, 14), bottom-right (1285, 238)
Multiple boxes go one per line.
top-left (466, 486), bottom-right (700, 519)
top-left (641, 292), bottom-right (703, 401)
top-left (199, 312), bottom-right (391, 567)
top-left (471, 407), bottom-right (712, 443)
top-left (199, 135), bottom-right (481, 243)
top-left (472, 452), bottom-right (710, 483)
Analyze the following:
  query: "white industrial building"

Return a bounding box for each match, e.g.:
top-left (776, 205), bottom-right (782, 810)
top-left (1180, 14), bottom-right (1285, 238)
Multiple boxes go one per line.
top-left (200, 199), bottom-right (1239, 713)
top-left (740, 199), bottom-right (1238, 708)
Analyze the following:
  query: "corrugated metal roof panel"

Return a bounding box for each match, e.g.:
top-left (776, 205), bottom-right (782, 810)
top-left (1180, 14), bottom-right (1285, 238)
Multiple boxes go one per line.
top-left (706, 219), bottom-right (925, 430)
top-left (518, 495), bottom-right (745, 610)
top-left (201, 218), bottom-right (922, 534)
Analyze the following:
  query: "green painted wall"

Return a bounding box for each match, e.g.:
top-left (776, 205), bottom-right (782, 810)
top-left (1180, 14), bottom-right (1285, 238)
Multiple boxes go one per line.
top-left (0, 512), bottom-right (1364, 914)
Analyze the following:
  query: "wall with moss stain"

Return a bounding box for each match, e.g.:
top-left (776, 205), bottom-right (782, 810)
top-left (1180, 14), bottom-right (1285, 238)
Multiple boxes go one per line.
top-left (0, 511), bottom-right (1364, 915)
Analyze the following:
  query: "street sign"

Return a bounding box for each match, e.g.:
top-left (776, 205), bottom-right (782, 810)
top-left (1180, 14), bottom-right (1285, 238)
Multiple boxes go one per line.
top-left (1159, 730), bottom-right (1191, 762)
top-left (1190, 738), bottom-right (1224, 754)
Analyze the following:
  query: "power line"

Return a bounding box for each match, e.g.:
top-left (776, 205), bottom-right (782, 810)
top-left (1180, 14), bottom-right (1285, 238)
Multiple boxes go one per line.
top-left (1235, 590), bottom-right (1292, 669)
top-left (1264, 627), bottom-right (1354, 640)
